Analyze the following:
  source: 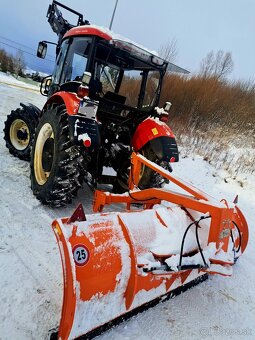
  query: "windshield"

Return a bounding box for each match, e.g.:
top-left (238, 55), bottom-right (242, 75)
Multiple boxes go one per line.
top-left (52, 37), bottom-right (92, 85)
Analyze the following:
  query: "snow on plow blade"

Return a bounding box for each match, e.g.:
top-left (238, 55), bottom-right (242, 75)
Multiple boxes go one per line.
top-left (51, 153), bottom-right (249, 340)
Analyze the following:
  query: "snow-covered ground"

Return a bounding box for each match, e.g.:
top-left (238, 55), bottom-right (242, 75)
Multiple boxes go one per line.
top-left (0, 71), bottom-right (40, 92)
top-left (0, 76), bottom-right (254, 340)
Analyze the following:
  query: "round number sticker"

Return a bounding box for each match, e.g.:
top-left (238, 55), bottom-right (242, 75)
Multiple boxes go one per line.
top-left (72, 245), bottom-right (90, 266)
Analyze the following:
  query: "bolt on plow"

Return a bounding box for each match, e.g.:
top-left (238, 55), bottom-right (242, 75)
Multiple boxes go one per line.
top-left (50, 152), bottom-right (249, 340)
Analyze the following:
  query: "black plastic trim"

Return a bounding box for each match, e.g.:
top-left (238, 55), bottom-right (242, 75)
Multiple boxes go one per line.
top-left (149, 136), bottom-right (179, 162)
top-left (20, 102), bottom-right (41, 118)
top-left (68, 114), bottom-right (101, 147)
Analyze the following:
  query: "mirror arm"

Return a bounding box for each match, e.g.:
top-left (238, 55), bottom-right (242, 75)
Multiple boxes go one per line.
top-left (41, 40), bottom-right (57, 46)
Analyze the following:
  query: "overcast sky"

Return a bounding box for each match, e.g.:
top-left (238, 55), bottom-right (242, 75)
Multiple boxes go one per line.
top-left (0, 0), bottom-right (254, 80)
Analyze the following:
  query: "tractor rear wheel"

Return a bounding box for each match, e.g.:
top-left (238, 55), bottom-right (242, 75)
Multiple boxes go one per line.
top-left (114, 144), bottom-right (168, 193)
top-left (137, 144), bottom-right (168, 190)
top-left (30, 105), bottom-right (83, 207)
top-left (3, 107), bottom-right (38, 161)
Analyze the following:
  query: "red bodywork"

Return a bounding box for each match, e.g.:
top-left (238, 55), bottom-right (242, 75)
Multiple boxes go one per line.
top-left (132, 118), bottom-right (176, 151)
top-left (64, 25), bottom-right (112, 41)
top-left (42, 92), bottom-right (80, 115)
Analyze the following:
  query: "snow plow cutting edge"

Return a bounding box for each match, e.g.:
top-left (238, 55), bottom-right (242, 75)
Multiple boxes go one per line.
top-left (51, 152), bottom-right (249, 340)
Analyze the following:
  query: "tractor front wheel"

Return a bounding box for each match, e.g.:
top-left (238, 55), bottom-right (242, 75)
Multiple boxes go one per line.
top-left (3, 107), bottom-right (38, 161)
top-left (30, 105), bottom-right (83, 207)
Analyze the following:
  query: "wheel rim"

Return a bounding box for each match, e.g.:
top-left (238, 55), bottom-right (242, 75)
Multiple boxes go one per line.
top-left (34, 123), bottom-right (54, 185)
top-left (9, 119), bottom-right (30, 150)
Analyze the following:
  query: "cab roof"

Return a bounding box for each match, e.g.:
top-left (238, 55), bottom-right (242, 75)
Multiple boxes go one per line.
top-left (64, 25), bottom-right (190, 74)
top-left (64, 25), bottom-right (112, 41)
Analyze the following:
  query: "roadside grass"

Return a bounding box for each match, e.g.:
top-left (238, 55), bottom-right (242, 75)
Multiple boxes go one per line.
top-left (160, 75), bottom-right (255, 176)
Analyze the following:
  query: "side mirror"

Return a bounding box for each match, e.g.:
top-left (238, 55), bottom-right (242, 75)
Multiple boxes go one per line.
top-left (163, 101), bottom-right (172, 112)
top-left (44, 77), bottom-right (52, 94)
top-left (37, 41), bottom-right (47, 59)
top-left (40, 76), bottom-right (52, 96)
top-left (82, 72), bottom-right (91, 86)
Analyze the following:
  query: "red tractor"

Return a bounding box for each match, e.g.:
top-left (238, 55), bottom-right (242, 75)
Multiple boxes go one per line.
top-left (4, 1), bottom-right (188, 206)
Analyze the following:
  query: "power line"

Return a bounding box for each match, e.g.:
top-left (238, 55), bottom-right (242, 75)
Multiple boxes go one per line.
top-left (0, 40), bottom-right (55, 63)
top-left (0, 35), bottom-right (56, 60)
top-left (0, 35), bottom-right (36, 52)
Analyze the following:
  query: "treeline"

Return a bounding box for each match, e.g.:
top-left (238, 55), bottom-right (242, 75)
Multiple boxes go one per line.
top-left (161, 74), bottom-right (255, 175)
top-left (157, 49), bottom-right (255, 175)
top-left (161, 74), bottom-right (255, 140)
top-left (0, 48), bottom-right (26, 76)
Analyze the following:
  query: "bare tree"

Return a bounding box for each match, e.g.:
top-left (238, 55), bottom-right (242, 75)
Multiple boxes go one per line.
top-left (200, 50), bottom-right (234, 79)
top-left (158, 38), bottom-right (178, 62)
top-left (0, 49), bottom-right (8, 72)
top-left (0, 48), bottom-right (26, 75)
top-left (13, 50), bottom-right (26, 77)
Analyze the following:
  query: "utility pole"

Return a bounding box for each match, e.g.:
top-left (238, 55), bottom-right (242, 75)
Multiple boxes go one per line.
top-left (109, 0), bottom-right (119, 30)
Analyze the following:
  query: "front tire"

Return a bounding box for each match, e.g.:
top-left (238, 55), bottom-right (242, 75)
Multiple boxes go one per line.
top-left (3, 107), bottom-right (38, 161)
top-left (30, 105), bottom-right (83, 207)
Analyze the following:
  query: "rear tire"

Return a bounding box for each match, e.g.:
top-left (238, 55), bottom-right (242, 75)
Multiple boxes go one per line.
top-left (114, 144), bottom-right (168, 193)
top-left (30, 105), bottom-right (83, 207)
top-left (137, 144), bottom-right (168, 190)
top-left (3, 107), bottom-right (38, 161)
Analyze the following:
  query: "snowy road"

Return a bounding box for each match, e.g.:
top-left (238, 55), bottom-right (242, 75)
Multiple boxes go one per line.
top-left (0, 79), bottom-right (254, 340)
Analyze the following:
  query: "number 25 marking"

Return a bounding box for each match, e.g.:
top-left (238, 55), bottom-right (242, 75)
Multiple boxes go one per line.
top-left (72, 245), bottom-right (90, 266)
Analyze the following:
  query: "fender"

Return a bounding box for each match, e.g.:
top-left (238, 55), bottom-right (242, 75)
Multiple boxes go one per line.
top-left (42, 91), bottom-right (101, 147)
top-left (132, 118), bottom-right (179, 162)
top-left (41, 91), bottom-right (80, 116)
top-left (20, 102), bottom-right (41, 120)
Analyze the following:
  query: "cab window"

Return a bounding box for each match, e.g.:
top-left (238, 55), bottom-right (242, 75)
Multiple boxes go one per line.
top-left (54, 37), bottom-right (92, 85)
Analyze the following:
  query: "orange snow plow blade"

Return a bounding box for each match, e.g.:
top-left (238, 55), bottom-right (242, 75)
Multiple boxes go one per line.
top-left (51, 152), bottom-right (249, 340)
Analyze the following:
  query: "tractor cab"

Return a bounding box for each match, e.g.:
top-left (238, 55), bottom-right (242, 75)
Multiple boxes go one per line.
top-left (40, 25), bottom-right (168, 122)
top-left (38, 0), bottom-right (188, 122)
